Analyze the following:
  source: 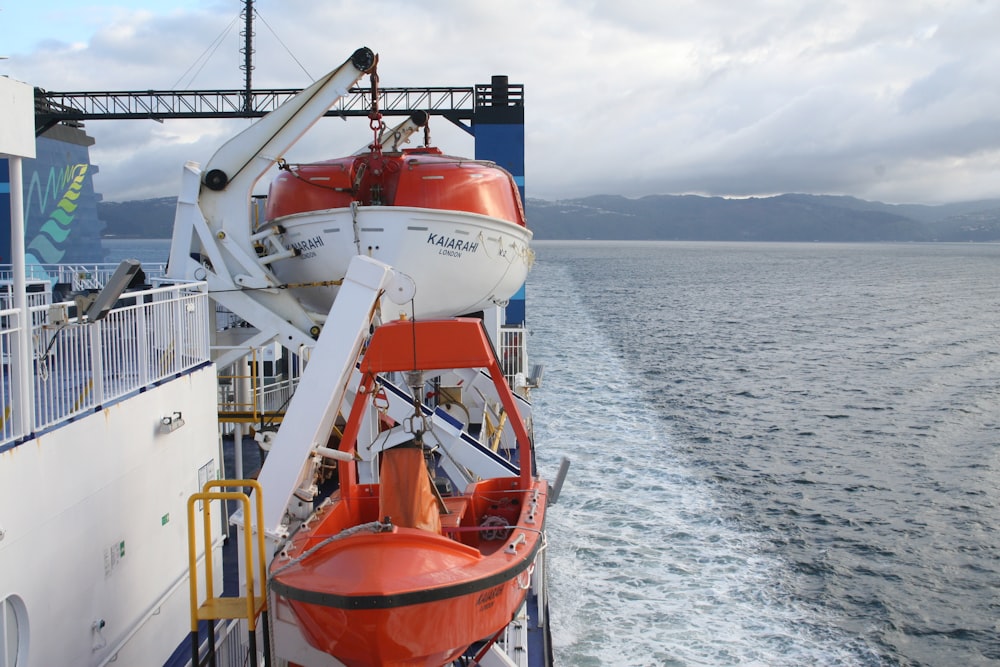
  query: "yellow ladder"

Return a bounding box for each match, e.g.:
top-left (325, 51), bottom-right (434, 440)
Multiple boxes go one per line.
top-left (187, 479), bottom-right (269, 666)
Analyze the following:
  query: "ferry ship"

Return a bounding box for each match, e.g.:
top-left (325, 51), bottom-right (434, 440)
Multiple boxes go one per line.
top-left (0, 47), bottom-right (564, 667)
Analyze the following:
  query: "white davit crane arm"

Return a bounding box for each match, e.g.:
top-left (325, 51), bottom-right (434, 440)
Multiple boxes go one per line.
top-left (353, 110), bottom-right (430, 155)
top-left (254, 254), bottom-right (400, 539)
top-left (166, 47), bottom-right (377, 359)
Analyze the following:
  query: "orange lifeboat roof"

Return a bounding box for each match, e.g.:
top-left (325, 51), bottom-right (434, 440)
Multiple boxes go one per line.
top-left (264, 147), bottom-right (526, 226)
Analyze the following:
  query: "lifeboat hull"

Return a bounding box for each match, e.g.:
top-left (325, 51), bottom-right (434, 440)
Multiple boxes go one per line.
top-left (270, 486), bottom-right (546, 667)
top-left (267, 206), bottom-right (533, 319)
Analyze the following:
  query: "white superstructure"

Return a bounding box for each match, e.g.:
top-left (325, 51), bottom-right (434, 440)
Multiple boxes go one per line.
top-left (0, 281), bottom-right (220, 667)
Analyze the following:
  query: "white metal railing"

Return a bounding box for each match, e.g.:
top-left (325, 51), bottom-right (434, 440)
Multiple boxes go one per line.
top-left (0, 280), bottom-right (52, 312)
top-left (0, 262), bottom-right (168, 291)
top-left (185, 618), bottom-right (253, 667)
top-left (0, 307), bottom-right (26, 443)
top-left (215, 348), bottom-right (302, 432)
top-left (498, 325), bottom-right (529, 387)
top-left (213, 619), bottom-right (247, 667)
top-left (0, 282), bottom-right (210, 446)
top-left (259, 378), bottom-right (297, 414)
top-left (214, 302), bottom-right (245, 331)
top-left (210, 325), bottom-right (528, 430)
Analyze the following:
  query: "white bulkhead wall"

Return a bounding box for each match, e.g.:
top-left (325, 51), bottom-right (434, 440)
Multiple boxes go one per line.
top-left (0, 365), bottom-right (222, 667)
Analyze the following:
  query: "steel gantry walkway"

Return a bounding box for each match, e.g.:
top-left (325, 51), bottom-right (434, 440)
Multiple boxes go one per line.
top-left (33, 81), bottom-right (523, 136)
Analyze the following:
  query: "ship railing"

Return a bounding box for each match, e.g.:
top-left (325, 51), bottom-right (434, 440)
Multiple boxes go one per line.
top-left (0, 280), bottom-right (51, 308)
top-left (209, 324), bottom-right (528, 432)
top-left (258, 377), bottom-right (297, 414)
top-left (0, 281), bottom-right (210, 446)
top-left (0, 307), bottom-right (27, 443)
top-left (202, 617), bottom-right (248, 667)
top-left (498, 324), bottom-right (529, 389)
top-left (0, 279), bottom-right (53, 328)
top-left (214, 302), bottom-right (245, 330)
top-left (216, 348), bottom-right (301, 431)
top-left (207, 309), bottom-right (527, 433)
top-left (0, 262), bottom-right (168, 292)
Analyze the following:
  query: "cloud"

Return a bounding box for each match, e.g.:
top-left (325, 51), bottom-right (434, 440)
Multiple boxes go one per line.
top-left (5, 0), bottom-right (1000, 204)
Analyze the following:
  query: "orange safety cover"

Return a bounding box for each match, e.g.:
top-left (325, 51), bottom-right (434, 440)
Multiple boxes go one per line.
top-left (394, 160), bottom-right (525, 226)
top-left (378, 447), bottom-right (442, 534)
top-left (264, 160), bottom-right (355, 221)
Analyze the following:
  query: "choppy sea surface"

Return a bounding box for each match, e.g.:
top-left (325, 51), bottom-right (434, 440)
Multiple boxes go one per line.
top-left (108, 238), bottom-right (999, 666)
top-left (101, 237), bottom-right (172, 265)
top-left (528, 241), bottom-right (1000, 667)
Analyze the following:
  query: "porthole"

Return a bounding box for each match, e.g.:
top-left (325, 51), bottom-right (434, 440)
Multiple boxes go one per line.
top-left (0, 595), bottom-right (27, 667)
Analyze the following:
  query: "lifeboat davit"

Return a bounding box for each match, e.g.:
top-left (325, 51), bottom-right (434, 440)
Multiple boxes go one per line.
top-left (268, 318), bottom-right (547, 666)
top-left (262, 147), bottom-right (533, 319)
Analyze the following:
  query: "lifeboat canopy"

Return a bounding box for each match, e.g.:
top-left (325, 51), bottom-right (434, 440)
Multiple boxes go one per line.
top-left (265, 147), bottom-right (526, 227)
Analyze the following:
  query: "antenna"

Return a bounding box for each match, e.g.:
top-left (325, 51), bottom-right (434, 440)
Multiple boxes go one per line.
top-left (240, 0), bottom-right (255, 113)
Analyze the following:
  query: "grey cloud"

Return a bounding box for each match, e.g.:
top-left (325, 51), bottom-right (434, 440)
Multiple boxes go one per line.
top-left (5, 0), bottom-right (1000, 205)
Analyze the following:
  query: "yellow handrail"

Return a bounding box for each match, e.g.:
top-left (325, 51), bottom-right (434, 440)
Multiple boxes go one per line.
top-left (186, 480), bottom-right (267, 636)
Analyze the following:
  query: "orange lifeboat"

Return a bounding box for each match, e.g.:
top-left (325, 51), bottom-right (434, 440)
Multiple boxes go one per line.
top-left (268, 318), bottom-right (547, 666)
top-left (259, 148), bottom-right (533, 319)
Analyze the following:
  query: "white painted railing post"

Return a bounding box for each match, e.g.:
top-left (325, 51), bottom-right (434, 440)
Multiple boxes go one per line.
top-left (90, 320), bottom-right (105, 406)
top-left (136, 297), bottom-right (150, 387)
top-left (173, 296), bottom-right (184, 375)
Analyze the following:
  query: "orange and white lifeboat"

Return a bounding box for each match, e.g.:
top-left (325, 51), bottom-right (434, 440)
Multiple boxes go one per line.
top-left (268, 318), bottom-right (547, 666)
top-left (261, 148), bottom-right (533, 319)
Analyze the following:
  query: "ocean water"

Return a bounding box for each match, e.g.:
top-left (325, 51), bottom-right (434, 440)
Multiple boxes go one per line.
top-left (101, 237), bottom-right (172, 265)
top-left (529, 241), bottom-right (1000, 666)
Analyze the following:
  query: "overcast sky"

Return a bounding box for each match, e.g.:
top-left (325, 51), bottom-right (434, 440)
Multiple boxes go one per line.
top-left (3, 0), bottom-right (999, 205)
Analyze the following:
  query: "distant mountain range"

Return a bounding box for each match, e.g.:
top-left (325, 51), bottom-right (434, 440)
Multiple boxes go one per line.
top-left (99, 193), bottom-right (1000, 242)
top-left (100, 197), bottom-right (178, 239)
top-left (526, 194), bottom-right (1000, 242)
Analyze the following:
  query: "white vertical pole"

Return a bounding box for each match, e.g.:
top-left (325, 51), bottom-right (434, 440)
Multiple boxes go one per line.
top-left (233, 420), bottom-right (245, 480)
top-left (8, 157), bottom-right (34, 436)
top-left (234, 355), bottom-right (250, 480)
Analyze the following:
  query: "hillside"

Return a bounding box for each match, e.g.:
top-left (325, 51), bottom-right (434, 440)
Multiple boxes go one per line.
top-left (98, 194), bottom-right (1000, 242)
top-left (99, 197), bottom-right (177, 238)
top-left (526, 194), bottom-right (1000, 242)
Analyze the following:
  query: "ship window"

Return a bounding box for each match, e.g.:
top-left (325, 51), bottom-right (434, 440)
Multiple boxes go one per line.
top-left (0, 595), bottom-right (27, 667)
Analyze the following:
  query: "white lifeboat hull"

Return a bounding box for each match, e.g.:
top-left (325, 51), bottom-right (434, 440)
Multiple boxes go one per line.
top-left (268, 205), bottom-right (533, 319)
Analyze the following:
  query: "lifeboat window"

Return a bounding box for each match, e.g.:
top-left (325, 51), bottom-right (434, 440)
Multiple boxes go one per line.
top-left (0, 594), bottom-right (28, 667)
